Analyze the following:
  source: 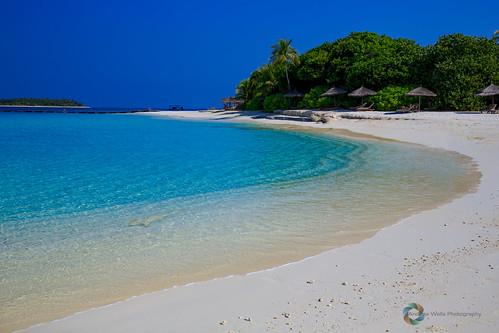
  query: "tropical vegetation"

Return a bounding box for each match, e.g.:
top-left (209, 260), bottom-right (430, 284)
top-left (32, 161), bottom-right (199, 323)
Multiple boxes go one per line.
top-left (236, 32), bottom-right (499, 111)
top-left (0, 98), bottom-right (84, 107)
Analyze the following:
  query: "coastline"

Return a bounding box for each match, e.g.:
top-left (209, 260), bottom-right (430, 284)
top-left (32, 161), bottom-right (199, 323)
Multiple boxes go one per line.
top-left (19, 110), bottom-right (499, 332)
top-left (0, 105), bottom-right (89, 108)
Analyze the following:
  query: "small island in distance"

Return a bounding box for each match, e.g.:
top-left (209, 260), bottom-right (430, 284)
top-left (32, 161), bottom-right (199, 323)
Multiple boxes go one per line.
top-left (0, 98), bottom-right (85, 107)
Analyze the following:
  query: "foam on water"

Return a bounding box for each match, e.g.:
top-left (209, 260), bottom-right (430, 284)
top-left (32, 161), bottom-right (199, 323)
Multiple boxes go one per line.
top-left (0, 113), bottom-right (477, 332)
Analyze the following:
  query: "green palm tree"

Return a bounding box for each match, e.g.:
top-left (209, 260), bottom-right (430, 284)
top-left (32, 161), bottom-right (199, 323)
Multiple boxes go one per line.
top-left (493, 30), bottom-right (499, 44)
top-left (236, 65), bottom-right (280, 103)
top-left (270, 39), bottom-right (300, 91)
top-left (236, 79), bottom-right (252, 101)
top-left (258, 64), bottom-right (279, 94)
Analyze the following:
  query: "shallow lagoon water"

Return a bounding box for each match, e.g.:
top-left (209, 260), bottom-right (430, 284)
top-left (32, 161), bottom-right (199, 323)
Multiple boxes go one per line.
top-left (0, 113), bottom-right (477, 331)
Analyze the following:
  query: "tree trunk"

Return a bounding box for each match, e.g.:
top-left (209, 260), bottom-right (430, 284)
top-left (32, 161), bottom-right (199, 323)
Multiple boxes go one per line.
top-left (285, 65), bottom-right (291, 91)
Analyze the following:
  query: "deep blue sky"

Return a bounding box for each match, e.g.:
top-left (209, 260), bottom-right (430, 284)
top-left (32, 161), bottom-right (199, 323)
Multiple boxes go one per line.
top-left (1, 0), bottom-right (498, 108)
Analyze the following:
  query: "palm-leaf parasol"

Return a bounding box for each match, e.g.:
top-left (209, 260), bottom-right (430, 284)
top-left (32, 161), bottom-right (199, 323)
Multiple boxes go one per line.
top-left (348, 86), bottom-right (377, 105)
top-left (406, 86), bottom-right (437, 111)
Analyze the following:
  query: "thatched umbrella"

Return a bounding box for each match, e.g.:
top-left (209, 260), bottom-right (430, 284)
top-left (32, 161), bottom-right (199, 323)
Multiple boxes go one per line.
top-left (348, 86), bottom-right (377, 105)
top-left (283, 90), bottom-right (303, 109)
top-left (477, 84), bottom-right (499, 105)
top-left (406, 86), bottom-right (437, 111)
top-left (321, 86), bottom-right (347, 106)
top-left (284, 90), bottom-right (304, 98)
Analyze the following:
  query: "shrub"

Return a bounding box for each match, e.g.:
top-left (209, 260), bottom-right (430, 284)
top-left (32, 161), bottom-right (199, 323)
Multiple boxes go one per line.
top-left (425, 34), bottom-right (498, 110)
top-left (371, 86), bottom-right (412, 111)
top-left (243, 97), bottom-right (263, 111)
top-left (298, 86), bottom-right (332, 109)
top-left (263, 94), bottom-right (290, 112)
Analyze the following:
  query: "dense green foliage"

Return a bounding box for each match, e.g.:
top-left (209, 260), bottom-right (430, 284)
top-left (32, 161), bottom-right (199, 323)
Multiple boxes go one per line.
top-left (237, 32), bottom-right (499, 111)
top-left (421, 34), bottom-right (499, 110)
top-left (371, 86), bottom-right (412, 111)
top-left (237, 65), bottom-right (282, 111)
top-left (0, 98), bottom-right (84, 106)
top-left (324, 33), bottom-right (421, 90)
top-left (298, 86), bottom-right (331, 109)
top-left (244, 97), bottom-right (263, 111)
top-left (263, 93), bottom-right (290, 111)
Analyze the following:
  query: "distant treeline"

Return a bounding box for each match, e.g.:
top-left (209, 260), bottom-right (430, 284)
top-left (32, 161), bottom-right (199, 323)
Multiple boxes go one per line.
top-left (237, 32), bottom-right (499, 111)
top-left (0, 98), bottom-right (84, 107)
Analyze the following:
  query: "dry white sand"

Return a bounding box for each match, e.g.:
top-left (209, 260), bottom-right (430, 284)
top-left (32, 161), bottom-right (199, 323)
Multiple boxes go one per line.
top-left (20, 110), bottom-right (499, 333)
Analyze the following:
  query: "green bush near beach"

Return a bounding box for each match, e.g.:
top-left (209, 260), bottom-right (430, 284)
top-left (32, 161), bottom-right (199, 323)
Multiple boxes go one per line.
top-left (237, 32), bottom-right (499, 111)
top-left (423, 34), bottom-right (499, 110)
top-left (263, 94), bottom-right (290, 111)
top-left (244, 97), bottom-right (263, 110)
top-left (371, 86), bottom-right (412, 111)
top-left (298, 86), bottom-right (331, 109)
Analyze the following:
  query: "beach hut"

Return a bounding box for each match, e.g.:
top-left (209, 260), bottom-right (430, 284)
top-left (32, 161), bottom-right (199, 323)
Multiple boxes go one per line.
top-left (348, 86), bottom-right (377, 109)
top-left (321, 86), bottom-right (347, 107)
top-left (222, 97), bottom-right (243, 110)
top-left (477, 84), bottom-right (499, 108)
top-left (406, 86), bottom-right (437, 111)
top-left (284, 90), bottom-right (304, 109)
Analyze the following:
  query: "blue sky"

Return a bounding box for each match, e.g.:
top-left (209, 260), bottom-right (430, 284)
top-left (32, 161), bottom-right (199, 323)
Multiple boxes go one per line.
top-left (1, 0), bottom-right (498, 108)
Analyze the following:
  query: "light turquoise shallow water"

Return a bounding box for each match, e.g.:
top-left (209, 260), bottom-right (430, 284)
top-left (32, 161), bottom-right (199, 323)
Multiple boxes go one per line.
top-left (0, 113), bottom-right (476, 331)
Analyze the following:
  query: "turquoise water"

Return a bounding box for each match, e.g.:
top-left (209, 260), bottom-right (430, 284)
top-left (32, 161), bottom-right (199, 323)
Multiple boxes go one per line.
top-left (0, 113), bottom-right (357, 222)
top-left (0, 113), bottom-right (475, 332)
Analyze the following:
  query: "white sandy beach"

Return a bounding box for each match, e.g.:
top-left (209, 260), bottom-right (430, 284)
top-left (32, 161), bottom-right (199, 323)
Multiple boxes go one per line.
top-left (20, 110), bottom-right (499, 333)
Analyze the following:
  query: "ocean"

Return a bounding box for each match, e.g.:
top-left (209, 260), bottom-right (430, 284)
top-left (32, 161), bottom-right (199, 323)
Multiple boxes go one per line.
top-left (0, 112), bottom-right (475, 331)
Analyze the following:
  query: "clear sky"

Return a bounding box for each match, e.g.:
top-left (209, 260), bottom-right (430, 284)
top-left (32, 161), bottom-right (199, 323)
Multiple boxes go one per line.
top-left (1, 0), bottom-right (498, 108)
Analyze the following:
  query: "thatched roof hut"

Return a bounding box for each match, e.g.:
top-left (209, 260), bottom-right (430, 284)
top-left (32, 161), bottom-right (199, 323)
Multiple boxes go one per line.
top-left (321, 87), bottom-right (347, 107)
top-left (406, 86), bottom-right (437, 111)
top-left (348, 86), bottom-right (377, 105)
top-left (222, 97), bottom-right (244, 103)
top-left (222, 97), bottom-right (244, 110)
top-left (321, 87), bottom-right (348, 96)
top-left (406, 87), bottom-right (437, 97)
top-left (476, 84), bottom-right (499, 105)
top-left (477, 84), bottom-right (499, 97)
top-left (348, 86), bottom-right (377, 97)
